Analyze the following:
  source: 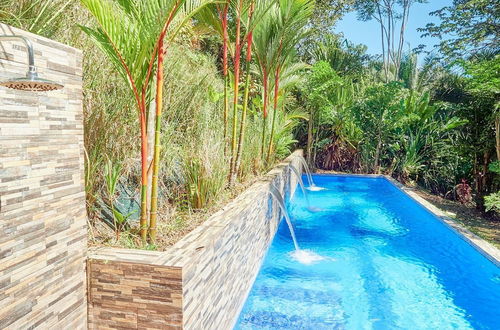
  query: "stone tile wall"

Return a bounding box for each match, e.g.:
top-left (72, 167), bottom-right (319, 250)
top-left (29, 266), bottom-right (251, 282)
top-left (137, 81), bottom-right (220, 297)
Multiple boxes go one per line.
top-left (88, 259), bottom-right (183, 329)
top-left (88, 150), bottom-right (303, 329)
top-left (0, 24), bottom-right (87, 329)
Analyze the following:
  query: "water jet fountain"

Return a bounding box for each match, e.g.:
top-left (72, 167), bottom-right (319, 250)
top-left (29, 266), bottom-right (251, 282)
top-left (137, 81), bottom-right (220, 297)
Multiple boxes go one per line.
top-left (289, 165), bottom-right (310, 204)
top-left (294, 156), bottom-right (326, 191)
top-left (269, 184), bottom-right (300, 251)
top-left (269, 182), bottom-right (325, 265)
top-left (289, 165), bottom-right (324, 212)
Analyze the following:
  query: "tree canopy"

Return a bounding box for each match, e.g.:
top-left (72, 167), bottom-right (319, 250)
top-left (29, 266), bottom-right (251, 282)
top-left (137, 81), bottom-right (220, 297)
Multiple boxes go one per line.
top-left (419, 0), bottom-right (500, 60)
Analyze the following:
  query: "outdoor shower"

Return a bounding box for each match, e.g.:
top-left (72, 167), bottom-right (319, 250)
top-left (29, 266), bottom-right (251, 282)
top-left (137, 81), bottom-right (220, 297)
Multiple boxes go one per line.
top-left (0, 35), bottom-right (63, 91)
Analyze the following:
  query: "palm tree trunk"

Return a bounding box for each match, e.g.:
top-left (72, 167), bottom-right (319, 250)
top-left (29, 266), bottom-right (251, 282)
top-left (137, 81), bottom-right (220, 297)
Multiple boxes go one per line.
top-left (260, 75), bottom-right (269, 160)
top-left (374, 132), bottom-right (382, 174)
top-left (266, 67), bottom-right (280, 163)
top-left (149, 39), bottom-right (165, 243)
top-left (146, 96), bottom-right (155, 231)
top-left (139, 104), bottom-right (148, 243)
top-left (267, 102), bottom-right (278, 164)
top-left (476, 151), bottom-right (490, 212)
top-left (307, 110), bottom-right (313, 166)
top-left (229, 1), bottom-right (243, 185)
top-left (234, 31), bottom-right (253, 180)
top-left (223, 75), bottom-right (229, 154)
top-left (495, 114), bottom-right (500, 161)
top-left (221, 4), bottom-right (229, 155)
top-left (313, 121), bottom-right (320, 167)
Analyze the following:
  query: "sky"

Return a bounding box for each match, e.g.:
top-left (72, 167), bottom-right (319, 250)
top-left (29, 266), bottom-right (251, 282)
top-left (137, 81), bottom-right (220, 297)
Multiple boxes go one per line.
top-left (334, 1), bottom-right (453, 62)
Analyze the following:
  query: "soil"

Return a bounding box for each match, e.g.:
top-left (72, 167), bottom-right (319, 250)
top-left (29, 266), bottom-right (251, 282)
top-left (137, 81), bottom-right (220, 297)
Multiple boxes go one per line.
top-left (88, 175), bottom-right (262, 251)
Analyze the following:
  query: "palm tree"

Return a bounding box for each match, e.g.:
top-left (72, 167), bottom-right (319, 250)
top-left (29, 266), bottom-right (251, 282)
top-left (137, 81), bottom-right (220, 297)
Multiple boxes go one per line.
top-left (266, 56), bottom-right (308, 162)
top-left (149, 1), bottom-right (214, 242)
top-left (252, 1), bottom-right (281, 161)
top-left (308, 34), bottom-right (369, 77)
top-left (233, 1), bottom-right (256, 182)
top-left (197, 0), bottom-right (271, 184)
top-left (228, 0), bottom-right (275, 184)
top-left (232, 0), bottom-right (274, 181)
top-left (263, 0), bottom-right (315, 163)
top-left (80, 0), bottom-right (212, 243)
top-left (195, 2), bottom-right (230, 152)
top-left (228, 0), bottom-right (245, 184)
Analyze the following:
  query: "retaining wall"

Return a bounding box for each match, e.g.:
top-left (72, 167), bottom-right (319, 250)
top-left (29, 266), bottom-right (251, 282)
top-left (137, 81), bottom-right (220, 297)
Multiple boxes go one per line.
top-left (88, 150), bottom-right (303, 329)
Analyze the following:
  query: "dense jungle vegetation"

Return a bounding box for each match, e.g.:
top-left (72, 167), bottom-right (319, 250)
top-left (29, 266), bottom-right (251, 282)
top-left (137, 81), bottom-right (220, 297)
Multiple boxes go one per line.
top-left (1, 0), bottom-right (498, 248)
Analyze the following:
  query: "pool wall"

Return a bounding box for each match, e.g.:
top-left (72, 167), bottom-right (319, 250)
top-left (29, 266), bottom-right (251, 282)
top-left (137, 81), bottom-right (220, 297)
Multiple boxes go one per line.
top-left (87, 150), bottom-right (303, 329)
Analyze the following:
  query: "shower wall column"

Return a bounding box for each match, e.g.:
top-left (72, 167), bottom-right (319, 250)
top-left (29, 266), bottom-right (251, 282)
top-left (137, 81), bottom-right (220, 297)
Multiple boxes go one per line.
top-left (0, 24), bottom-right (87, 329)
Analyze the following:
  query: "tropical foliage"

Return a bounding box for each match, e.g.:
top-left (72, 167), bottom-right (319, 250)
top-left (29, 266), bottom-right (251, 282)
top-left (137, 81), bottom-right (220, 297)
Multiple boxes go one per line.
top-left (419, 0), bottom-right (500, 60)
top-left (1, 0), bottom-right (498, 249)
top-left (79, 0), bottom-right (218, 243)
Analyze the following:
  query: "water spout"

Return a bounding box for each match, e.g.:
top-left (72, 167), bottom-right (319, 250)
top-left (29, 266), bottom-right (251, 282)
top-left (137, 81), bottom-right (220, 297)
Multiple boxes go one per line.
top-left (289, 165), bottom-right (310, 206)
top-left (269, 183), bottom-right (326, 265)
top-left (294, 155), bottom-right (326, 191)
top-left (269, 184), bottom-right (300, 251)
top-left (294, 156), bottom-right (314, 187)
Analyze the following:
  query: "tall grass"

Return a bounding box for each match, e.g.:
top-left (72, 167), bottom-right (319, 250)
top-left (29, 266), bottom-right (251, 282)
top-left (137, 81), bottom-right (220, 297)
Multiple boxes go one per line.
top-left (0, 0), bottom-right (75, 38)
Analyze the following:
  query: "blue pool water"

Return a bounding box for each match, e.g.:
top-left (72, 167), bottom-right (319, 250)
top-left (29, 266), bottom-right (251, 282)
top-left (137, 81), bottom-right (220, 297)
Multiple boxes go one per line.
top-left (235, 175), bottom-right (500, 329)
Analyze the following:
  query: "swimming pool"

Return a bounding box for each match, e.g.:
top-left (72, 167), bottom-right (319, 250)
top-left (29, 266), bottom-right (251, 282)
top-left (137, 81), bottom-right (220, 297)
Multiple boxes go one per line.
top-left (235, 175), bottom-right (500, 329)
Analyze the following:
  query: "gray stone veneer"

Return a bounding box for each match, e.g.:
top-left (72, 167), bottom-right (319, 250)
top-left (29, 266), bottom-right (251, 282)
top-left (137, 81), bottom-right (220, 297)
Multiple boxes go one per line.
top-left (0, 24), bottom-right (87, 328)
top-left (88, 150), bottom-right (304, 329)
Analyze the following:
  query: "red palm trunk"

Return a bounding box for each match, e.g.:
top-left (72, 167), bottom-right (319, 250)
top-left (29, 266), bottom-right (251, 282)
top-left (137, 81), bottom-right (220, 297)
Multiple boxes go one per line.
top-left (139, 103), bottom-right (148, 242)
top-left (221, 4), bottom-right (229, 152)
top-left (234, 3), bottom-right (255, 180)
top-left (141, 0), bottom-right (182, 243)
top-left (260, 73), bottom-right (269, 158)
top-left (266, 66), bottom-right (281, 163)
top-left (149, 38), bottom-right (165, 243)
top-left (229, 0), bottom-right (244, 184)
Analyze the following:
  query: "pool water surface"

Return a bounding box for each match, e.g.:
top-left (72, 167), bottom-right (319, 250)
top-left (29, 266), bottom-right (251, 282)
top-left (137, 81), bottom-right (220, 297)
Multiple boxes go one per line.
top-left (235, 175), bottom-right (500, 329)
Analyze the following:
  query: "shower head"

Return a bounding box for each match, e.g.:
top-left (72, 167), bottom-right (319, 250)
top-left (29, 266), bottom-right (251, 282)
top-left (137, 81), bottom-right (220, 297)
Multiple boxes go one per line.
top-left (0, 71), bottom-right (63, 92)
top-left (0, 35), bottom-right (63, 92)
